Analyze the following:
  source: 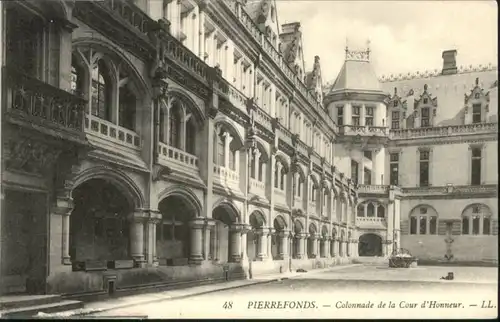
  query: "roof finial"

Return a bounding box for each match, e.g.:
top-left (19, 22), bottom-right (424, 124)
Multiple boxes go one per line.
top-left (366, 39), bottom-right (371, 60)
top-left (475, 77), bottom-right (479, 86)
top-left (394, 87), bottom-right (397, 95)
top-left (424, 84), bottom-right (428, 91)
top-left (345, 37), bottom-right (349, 59)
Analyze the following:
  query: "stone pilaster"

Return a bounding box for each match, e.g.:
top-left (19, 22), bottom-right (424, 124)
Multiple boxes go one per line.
top-left (266, 228), bottom-right (275, 261)
top-left (52, 195), bottom-right (74, 265)
top-left (145, 210), bottom-right (162, 265)
top-left (229, 224), bottom-right (248, 263)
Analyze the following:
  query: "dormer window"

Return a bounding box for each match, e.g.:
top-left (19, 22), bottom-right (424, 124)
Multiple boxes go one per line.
top-left (393, 101), bottom-right (398, 107)
top-left (472, 104), bottom-right (482, 124)
top-left (423, 98), bottom-right (428, 104)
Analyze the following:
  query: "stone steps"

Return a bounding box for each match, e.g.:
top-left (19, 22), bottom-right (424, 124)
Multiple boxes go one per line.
top-left (0, 294), bottom-right (84, 318)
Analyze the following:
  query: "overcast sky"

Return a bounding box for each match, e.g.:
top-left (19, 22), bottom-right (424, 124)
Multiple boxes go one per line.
top-left (275, 0), bottom-right (498, 84)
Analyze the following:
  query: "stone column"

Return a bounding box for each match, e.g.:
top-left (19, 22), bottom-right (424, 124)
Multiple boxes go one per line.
top-left (279, 230), bottom-right (290, 259)
top-left (129, 211), bottom-right (147, 267)
top-left (257, 228), bottom-right (267, 260)
top-left (332, 237), bottom-right (338, 257)
top-left (296, 233), bottom-right (305, 259)
top-left (267, 228), bottom-right (275, 261)
top-left (198, 2), bottom-right (206, 59)
top-left (309, 234), bottom-right (317, 258)
top-left (229, 225), bottom-right (243, 263)
top-left (325, 237), bottom-right (331, 258)
top-left (203, 219), bottom-right (216, 261)
top-left (188, 219), bottom-right (204, 265)
top-left (146, 210), bottom-right (162, 265)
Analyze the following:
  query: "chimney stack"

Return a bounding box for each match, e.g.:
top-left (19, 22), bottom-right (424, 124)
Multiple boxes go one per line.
top-left (442, 50), bottom-right (458, 75)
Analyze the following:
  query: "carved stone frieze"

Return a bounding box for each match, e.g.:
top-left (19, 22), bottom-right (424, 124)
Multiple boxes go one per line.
top-left (3, 137), bottom-right (63, 175)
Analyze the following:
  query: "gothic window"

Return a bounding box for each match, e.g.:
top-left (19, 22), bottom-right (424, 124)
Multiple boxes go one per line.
top-left (421, 107), bottom-right (430, 127)
top-left (311, 184), bottom-right (317, 202)
top-left (472, 104), bottom-right (482, 124)
top-left (357, 204), bottom-right (364, 217)
top-left (419, 150), bottom-right (430, 187)
top-left (367, 203), bottom-right (375, 217)
top-left (365, 106), bottom-right (374, 126)
top-left (351, 160), bottom-right (359, 185)
top-left (377, 205), bottom-right (384, 218)
top-left (185, 118), bottom-right (196, 155)
top-left (216, 130), bottom-right (225, 167)
top-left (169, 102), bottom-right (182, 149)
top-left (280, 169), bottom-right (286, 190)
top-left (118, 86), bottom-right (136, 131)
top-left (274, 166), bottom-right (279, 188)
top-left (363, 168), bottom-right (371, 185)
top-left (297, 176), bottom-right (303, 197)
top-left (471, 147), bottom-right (482, 185)
top-left (91, 60), bottom-right (112, 120)
top-left (337, 105), bottom-right (344, 126)
top-left (390, 153), bottom-right (399, 186)
top-left (71, 61), bottom-right (85, 97)
top-left (392, 120), bottom-right (400, 130)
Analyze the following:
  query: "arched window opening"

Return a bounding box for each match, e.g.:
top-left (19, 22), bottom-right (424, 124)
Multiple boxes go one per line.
top-left (274, 166), bottom-right (279, 188)
top-left (71, 59), bottom-right (85, 97)
top-left (169, 101), bottom-right (182, 149)
top-left (91, 60), bottom-right (112, 121)
top-left (367, 203), bottom-right (375, 217)
top-left (118, 86), bottom-right (136, 131)
top-left (185, 118), bottom-right (196, 155)
top-left (280, 169), bottom-right (286, 190)
top-left (357, 204), bottom-right (364, 217)
top-left (461, 204), bottom-right (491, 235)
top-left (377, 205), bottom-right (385, 218)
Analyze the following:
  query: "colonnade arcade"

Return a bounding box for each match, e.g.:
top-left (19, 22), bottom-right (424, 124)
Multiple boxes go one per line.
top-left (61, 176), bottom-right (359, 270)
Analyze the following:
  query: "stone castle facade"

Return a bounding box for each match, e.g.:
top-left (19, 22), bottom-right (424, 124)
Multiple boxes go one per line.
top-left (0, 0), bottom-right (497, 297)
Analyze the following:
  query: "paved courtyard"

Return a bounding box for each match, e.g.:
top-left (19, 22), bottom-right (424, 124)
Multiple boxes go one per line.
top-left (88, 265), bottom-right (498, 319)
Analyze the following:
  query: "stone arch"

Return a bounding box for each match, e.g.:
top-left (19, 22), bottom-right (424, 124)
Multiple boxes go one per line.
top-left (72, 166), bottom-right (145, 209)
top-left (212, 198), bottom-right (241, 224)
top-left (72, 39), bottom-right (150, 97)
top-left (158, 185), bottom-right (203, 217)
top-left (409, 204), bottom-right (439, 219)
top-left (214, 118), bottom-right (245, 147)
top-left (293, 219), bottom-right (304, 234)
top-left (460, 203), bottom-right (492, 235)
top-left (275, 152), bottom-right (290, 173)
top-left (358, 233), bottom-right (383, 257)
top-left (273, 215), bottom-right (287, 231)
top-left (308, 222), bottom-right (318, 235)
top-left (168, 89), bottom-right (206, 127)
top-left (249, 209), bottom-right (267, 228)
top-left (321, 225), bottom-right (328, 237)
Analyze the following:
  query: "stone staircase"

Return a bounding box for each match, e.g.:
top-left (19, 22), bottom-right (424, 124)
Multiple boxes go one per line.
top-left (0, 294), bottom-right (83, 318)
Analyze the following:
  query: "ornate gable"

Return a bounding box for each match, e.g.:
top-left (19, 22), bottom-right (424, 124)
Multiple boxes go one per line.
top-left (464, 77), bottom-right (490, 105)
top-left (305, 55), bottom-right (323, 102)
top-left (414, 84), bottom-right (438, 109)
top-left (279, 22), bottom-right (304, 78)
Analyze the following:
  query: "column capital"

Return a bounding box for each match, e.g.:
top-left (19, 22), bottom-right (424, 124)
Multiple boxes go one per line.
top-left (52, 195), bottom-right (74, 215)
top-left (278, 230), bottom-right (291, 238)
top-left (128, 209), bottom-right (150, 222)
top-left (230, 223), bottom-right (251, 232)
top-left (267, 228), bottom-right (276, 235)
top-left (189, 218), bottom-right (207, 229)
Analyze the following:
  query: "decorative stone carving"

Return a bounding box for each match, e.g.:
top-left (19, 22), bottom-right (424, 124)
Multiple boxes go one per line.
top-left (4, 137), bottom-right (62, 174)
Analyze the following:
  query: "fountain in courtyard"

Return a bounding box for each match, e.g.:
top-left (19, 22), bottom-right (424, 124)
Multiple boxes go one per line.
top-left (388, 248), bottom-right (418, 268)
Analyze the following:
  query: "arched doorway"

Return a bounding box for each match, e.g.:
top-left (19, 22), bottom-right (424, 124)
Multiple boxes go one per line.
top-left (156, 195), bottom-right (196, 266)
top-left (247, 211), bottom-right (266, 261)
top-left (212, 203), bottom-right (239, 263)
top-left (70, 179), bottom-right (134, 263)
top-left (272, 216), bottom-right (287, 260)
top-left (358, 233), bottom-right (383, 257)
top-left (307, 224), bottom-right (317, 258)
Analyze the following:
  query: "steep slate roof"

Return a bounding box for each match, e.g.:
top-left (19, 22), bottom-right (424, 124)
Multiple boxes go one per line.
top-left (330, 60), bottom-right (383, 93)
top-left (381, 67), bottom-right (498, 126)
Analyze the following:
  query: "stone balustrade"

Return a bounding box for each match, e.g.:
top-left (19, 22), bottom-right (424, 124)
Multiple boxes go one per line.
top-left (86, 115), bottom-right (141, 150)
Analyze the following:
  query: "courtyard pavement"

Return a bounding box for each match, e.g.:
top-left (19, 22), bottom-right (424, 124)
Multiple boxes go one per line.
top-left (52, 264), bottom-right (498, 319)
